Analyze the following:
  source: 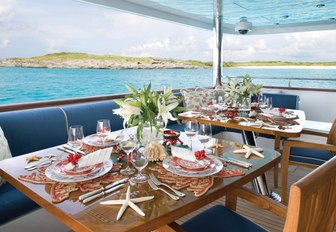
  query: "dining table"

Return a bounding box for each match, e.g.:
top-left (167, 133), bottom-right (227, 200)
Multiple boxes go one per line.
top-left (0, 132), bottom-right (281, 232)
top-left (178, 107), bottom-right (305, 198)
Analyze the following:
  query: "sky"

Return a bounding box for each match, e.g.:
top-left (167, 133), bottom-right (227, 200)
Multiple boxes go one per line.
top-left (1, 0), bottom-right (336, 62)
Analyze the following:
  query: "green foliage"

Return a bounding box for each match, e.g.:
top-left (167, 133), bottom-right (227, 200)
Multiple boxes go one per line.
top-left (113, 83), bottom-right (183, 141)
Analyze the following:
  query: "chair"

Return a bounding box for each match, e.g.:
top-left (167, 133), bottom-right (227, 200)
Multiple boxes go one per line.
top-left (281, 118), bottom-right (336, 203)
top-left (159, 156), bottom-right (336, 232)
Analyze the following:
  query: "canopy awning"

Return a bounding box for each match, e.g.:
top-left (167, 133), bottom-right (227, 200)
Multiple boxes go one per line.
top-left (79, 0), bottom-right (336, 34)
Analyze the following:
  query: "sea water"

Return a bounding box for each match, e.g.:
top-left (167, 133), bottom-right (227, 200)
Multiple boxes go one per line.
top-left (0, 66), bottom-right (335, 105)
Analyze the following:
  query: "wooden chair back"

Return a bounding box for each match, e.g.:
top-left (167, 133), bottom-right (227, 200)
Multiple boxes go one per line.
top-left (283, 156), bottom-right (336, 232)
top-left (327, 118), bottom-right (336, 146)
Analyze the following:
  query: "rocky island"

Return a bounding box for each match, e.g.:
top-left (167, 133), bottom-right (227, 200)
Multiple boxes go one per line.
top-left (0, 52), bottom-right (212, 69)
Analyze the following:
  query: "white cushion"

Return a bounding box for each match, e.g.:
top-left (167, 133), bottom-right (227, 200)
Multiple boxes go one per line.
top-left (0, 126), bottom-right (12, 186)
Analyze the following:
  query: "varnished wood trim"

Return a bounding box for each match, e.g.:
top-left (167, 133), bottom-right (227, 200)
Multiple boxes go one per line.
top-left (0, 87), bottom-right (190, 112)
top-left (225, 193), bottom-right (238, 211)
top-left (154, 222), bottom-right (186, 232)
top-left (301, 130), bottom-right (329, 137)
top-left (232, 187), bottom-right (287, 218)
top-left (283, 140), bottom-right (336, 152)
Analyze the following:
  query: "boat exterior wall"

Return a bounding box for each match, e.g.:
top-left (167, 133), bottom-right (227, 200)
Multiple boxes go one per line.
top-left (264, 88), bottom-right (336, 123)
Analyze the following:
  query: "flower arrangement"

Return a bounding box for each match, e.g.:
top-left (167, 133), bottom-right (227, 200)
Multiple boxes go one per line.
top-left (224, 75), bottom-right (263, 107)
top-left (113, 83), bottom-right (183, 140)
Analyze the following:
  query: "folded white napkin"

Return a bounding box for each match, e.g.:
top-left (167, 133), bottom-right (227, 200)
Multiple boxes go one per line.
top-left (106, 132), bottom-right (119, 141)
top-left (171, 146), bottom-right (196, 162)
top-left (77, 147), bottom-right (112, 168)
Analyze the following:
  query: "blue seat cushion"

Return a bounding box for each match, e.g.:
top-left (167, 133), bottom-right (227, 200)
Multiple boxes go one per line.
top-left (0, 107), bottom-right (68, 157)
top-left (61, 100), bottom-right (124, 136)
top-left (290, 147), bottom-right (334, 165)
top-left (0, 183), bottom-right (39, 225)
top-left (182, 205), bottom-right (266, 232)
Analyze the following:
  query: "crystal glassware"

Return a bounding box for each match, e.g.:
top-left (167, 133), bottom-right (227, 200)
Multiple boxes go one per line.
top-left (266, 97), bottom-right (273, 109)
top-left (96, 119), bottom-right (111, 144)
top-left (119, 133), bottom-right (137, 175)
top-left (67, 125), bottom-right (84, 150)
top-left (185, 120), bottom-right (198, 151)
top-left (197, 123), bottom-right (212, 154)
top-left (130, 147), bottom-right (149, 183)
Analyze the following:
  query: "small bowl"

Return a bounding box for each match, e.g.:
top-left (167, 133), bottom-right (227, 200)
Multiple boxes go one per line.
top-left (163, 130), bottom-right (180, 139)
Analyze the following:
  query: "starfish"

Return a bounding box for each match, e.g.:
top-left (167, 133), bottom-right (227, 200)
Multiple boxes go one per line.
top-left (26, 155), bottom-right (42, 163)
top-left (100, 186), bottom-right (154, 220)
top-left (211, 143), bottom-right (224, 149)
top-left (233, 145), bottom-right (264, 159)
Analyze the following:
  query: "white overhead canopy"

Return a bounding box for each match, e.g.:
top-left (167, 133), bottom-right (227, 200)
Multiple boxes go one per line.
top-left (79, 0), bottom-right (336, 34)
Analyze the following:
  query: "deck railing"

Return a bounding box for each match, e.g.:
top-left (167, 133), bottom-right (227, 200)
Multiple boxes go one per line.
top-left (0, 80), bottom-right (335, 112)
top-left (231, 76), bottom-right (336, 90)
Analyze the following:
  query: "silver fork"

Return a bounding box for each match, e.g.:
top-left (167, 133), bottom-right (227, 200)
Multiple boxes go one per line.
top-left (149, 173), bottom-right (185, 197)
top-left (148, 179), bottom-right (179, 201)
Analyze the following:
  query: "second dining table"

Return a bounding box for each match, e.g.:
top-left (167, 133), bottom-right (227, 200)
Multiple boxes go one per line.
top-left (178, 107), bottom-right (305, 198)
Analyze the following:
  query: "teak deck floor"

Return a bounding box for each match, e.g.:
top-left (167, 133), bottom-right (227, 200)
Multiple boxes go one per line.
top-left (176, 165), bottom-right (321, 232)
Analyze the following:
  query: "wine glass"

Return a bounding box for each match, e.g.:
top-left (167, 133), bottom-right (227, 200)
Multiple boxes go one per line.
top-left (67, 125), bottom-right (84, 150)
top-left (130, 147), bottom-right (149, 183)
top-left (197, 123), bottom-right (212, 154)
top-left (119, 133), bottom-right (137, 175)
top-left (258, 95), bottom-right (267, 109)
top-left (185, 120), bottom-right (198, 151)
top-left (266, 97), bottom-right (273, 109)
top-left (96, 119), bottom-right (111, 144)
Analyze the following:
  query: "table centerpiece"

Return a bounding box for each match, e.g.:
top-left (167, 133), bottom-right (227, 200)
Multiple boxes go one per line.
top-left (224, 74), bottom-right (263, 109)
top-left (113, 83), bottom-right (184, 143)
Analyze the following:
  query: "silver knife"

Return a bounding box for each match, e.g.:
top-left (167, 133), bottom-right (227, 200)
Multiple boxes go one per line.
top-left (82, 184), bottom-right (125, 204)
top-left (57, 146), bottom-right (76, 155)
top-left (79, 178), bottom-right (129, 201)
top-left (218, 156), bottom-right (252, 168)
top-left (62, 144), bottom-right (86, 156)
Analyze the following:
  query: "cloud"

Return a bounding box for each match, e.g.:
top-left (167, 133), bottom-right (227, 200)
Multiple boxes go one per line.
top-left (0, 38), bottom-right (10, 48)
top-left (0, 0), bottom-right (16, 15)
top-left (122, 36), bottom-right (200, 58)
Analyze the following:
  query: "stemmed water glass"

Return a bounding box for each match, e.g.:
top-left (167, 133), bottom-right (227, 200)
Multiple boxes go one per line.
top-left (185, 120), bottom-right (198, 151)
top-left (67, 125), bottom-right (84, 150)
top-left (119, 133), bottom-right (137, 175)
top-left (266, 97), bottom-right (273, 109)
top-left (130, 147), bottom-right (149, 183)
top-left (96, 119), bottom-right (111, 144)
top-left (197, 123), bottom-right (212, 154)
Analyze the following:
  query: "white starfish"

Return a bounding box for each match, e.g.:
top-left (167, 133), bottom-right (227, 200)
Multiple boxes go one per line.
top-left (234, 145), bottom-right (264, 159)
top-left (100, 186), bottom-right (154, 220)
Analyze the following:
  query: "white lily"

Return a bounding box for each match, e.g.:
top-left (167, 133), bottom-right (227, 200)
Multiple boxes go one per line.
top-left (157, 96), bottom-right (179, 127)
top-left (113, 100), bottom-right (142, 127)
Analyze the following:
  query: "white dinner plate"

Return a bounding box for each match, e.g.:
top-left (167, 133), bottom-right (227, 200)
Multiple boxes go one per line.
top-left (162, 155), bottom-right (223, 177)
top-left (83, 134), bottom-right (119, 147)
top-left (45, 159), bottom-right (113, 182)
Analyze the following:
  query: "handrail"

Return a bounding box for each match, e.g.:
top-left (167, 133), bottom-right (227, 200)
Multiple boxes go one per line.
top-left (0, 88), bottom-right (187, 113)
top-left (230, 76), bottom-right (336, 90)
top-left (0, 85), bottom-right (335, 113)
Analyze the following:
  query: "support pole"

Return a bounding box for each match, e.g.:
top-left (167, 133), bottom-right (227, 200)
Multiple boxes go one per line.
top-left (213, 0), bottom-right (223, 87)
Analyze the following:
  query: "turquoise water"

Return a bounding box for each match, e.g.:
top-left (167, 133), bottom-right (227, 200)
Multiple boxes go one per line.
top-left (0, 67), bottom-right (335, 105)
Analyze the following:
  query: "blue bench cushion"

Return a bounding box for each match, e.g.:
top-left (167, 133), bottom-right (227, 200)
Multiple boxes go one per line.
top-left (0, 183), bottom-right (39, 225)
top-left (255, 93), bottom-right (300, 110)
top-left (290, 147), bottom-right (334, 165)
top-left (61, 100), bottom-right (124, 136)
top-left (182, 205), bottom-right (266, 232)
top-left (0, 107), bottom-right (68, 157)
